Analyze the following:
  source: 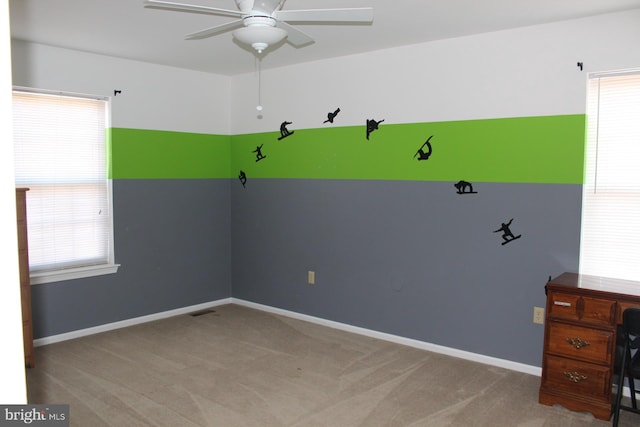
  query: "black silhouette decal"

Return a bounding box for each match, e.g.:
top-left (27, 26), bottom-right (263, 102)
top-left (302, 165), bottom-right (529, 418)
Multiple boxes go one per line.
top-left (414, 136), bottom-right (434, 160)
top-left (239, 170), bottom-right (247, 188)
top-left (454, 180), bottom-right (477, 194)
top-left (324, 108), bottom-right (341, 124)
top-left (366, 119), bottom-right (384, 140)
top-left (113, 90), bottom-right (122, 96)
top-left (253, 144), bottom-right (266, 162)
top-left (493, 218), bottom-right (522, 245)
top-left (278, 121), bottom-right (294, 140)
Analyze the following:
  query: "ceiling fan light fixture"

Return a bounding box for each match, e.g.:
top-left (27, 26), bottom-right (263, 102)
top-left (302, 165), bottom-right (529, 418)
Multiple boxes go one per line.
top-left (145, 0), bottom-right (374, 55)
top-left (232, 17), bottom-right (287, 53)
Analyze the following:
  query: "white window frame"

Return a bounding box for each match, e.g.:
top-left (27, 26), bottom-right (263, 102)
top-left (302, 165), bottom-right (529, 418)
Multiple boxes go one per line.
top-left (579, 69), bottom-right (640, 282)
top-left (13, 87), bottom-right (119, 285)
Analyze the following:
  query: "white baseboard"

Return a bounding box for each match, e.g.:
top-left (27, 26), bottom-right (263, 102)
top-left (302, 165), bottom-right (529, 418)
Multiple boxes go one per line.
top-left (231, 298), bottom-right (542, 377)
top-left (33, 296), bottom-right (542, 378)
top-left (33, 298), bottom-right (233, 347)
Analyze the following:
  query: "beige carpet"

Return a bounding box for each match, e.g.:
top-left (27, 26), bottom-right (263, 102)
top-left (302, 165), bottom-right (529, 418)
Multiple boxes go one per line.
top-left (27, 304), bottom-right (638, 426)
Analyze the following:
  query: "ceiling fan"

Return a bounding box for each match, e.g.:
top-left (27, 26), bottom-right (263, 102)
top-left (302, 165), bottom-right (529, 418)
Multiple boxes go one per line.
top-left (144, 0), bottom-right (374, 53)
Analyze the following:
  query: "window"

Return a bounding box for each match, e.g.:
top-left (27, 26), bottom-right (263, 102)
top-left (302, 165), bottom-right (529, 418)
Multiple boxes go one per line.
top-left (12, 88), bottom-right (119, 284)
top-left (579, 70), bottom-right (640, 281)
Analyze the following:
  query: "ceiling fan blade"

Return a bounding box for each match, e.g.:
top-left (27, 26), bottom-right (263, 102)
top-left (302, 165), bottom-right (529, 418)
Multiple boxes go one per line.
top-left (273, 8), bottom-right (373, 23)
top-left (275, 21), bottom-right (314, 47)
top-left (144, 0), bottom-right (243, 18)
top-left (185, 19), bottom-right (244, 40)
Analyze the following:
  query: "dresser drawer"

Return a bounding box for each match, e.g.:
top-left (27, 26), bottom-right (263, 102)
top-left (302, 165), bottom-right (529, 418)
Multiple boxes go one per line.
top-left (547, 291), bottom-right (615, 326)
top-left (546, 321), bottom-right (613, 364)
top-left (542, 354), bottom-right (610, 398)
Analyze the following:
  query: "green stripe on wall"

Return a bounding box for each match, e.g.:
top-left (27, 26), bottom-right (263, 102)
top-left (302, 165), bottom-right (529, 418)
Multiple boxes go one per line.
top-left (111, 115), bottom-right (585, 183)
top-left (232, 115), bottom-right (585, 184)
top-left (110, 128), bottom-right (231, 179)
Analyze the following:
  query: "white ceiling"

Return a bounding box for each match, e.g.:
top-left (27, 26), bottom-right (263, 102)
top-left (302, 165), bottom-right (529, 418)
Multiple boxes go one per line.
top-left (9, 0), bottom-right (640, 76)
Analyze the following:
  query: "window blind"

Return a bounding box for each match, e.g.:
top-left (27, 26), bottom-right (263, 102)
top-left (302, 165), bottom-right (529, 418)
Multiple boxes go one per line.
top-left (12, 90), bottom-right (113, 274)
top-left (579, 70), bottom-right (640, 281)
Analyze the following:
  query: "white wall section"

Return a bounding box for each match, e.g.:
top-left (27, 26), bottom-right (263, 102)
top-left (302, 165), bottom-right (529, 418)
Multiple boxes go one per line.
top-left (11, 40), bottom-right (232, 135)
top-left (230, 9), bottom-right (640, 134)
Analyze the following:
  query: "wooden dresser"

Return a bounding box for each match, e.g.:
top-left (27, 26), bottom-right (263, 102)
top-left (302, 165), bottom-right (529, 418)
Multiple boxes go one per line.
top-left (16, 188), bottom-right (34, 368)
top-left (539, 272), bottom-right (640, 420)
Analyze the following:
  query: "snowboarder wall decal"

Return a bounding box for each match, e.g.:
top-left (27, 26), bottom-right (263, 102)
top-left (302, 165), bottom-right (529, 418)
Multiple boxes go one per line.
top-left (454, 180), bottom-right (477, 194)
top-left (324, 108), bottom-right (341, 124)
top-left (239, 170), bottom-right (247, 188)
top-left (414, 136), bottom-right (434, 160)
top-left (366, 119), bottom-right (384, 140)
top-left (493, 218), bottom-right (522, 245)
top-left (253, 144), bottom-right (266, 162)
top-left (278, 121), bottom-right (294, 140)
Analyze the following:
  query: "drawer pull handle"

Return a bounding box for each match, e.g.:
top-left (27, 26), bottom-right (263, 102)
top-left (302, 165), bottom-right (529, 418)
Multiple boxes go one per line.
top-left (564, 371), bottom-right (588, 383)
top-left (566, 337), bottom-right (590, 349)
top-left (554, 301), bottom-right (572, 307)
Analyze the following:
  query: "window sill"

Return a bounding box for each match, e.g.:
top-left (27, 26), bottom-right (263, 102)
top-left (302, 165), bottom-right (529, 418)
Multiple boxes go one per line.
top-left (30, 264), bottom-right (120, 285)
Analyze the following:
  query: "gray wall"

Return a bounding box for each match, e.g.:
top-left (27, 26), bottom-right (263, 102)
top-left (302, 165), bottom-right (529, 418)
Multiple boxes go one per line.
top-left (31, 179), bottom-right (232, 338)
top-left (231, 179), bottom-right (581, 367)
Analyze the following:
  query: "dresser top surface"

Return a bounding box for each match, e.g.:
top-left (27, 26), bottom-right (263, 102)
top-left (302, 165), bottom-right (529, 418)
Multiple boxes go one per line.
top-left (549, 272), bottom-right (640, 298)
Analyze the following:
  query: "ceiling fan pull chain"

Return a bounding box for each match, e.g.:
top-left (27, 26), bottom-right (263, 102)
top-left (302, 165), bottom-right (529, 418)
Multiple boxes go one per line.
top-left (256, 55), bottom-right (263, 111)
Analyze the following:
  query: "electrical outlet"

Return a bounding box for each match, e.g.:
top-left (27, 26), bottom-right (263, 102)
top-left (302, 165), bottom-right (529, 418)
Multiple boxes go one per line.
top-left (308, 271), bottom-right (315, 285)
top-left (533, 306), bottom-right (545, 324)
